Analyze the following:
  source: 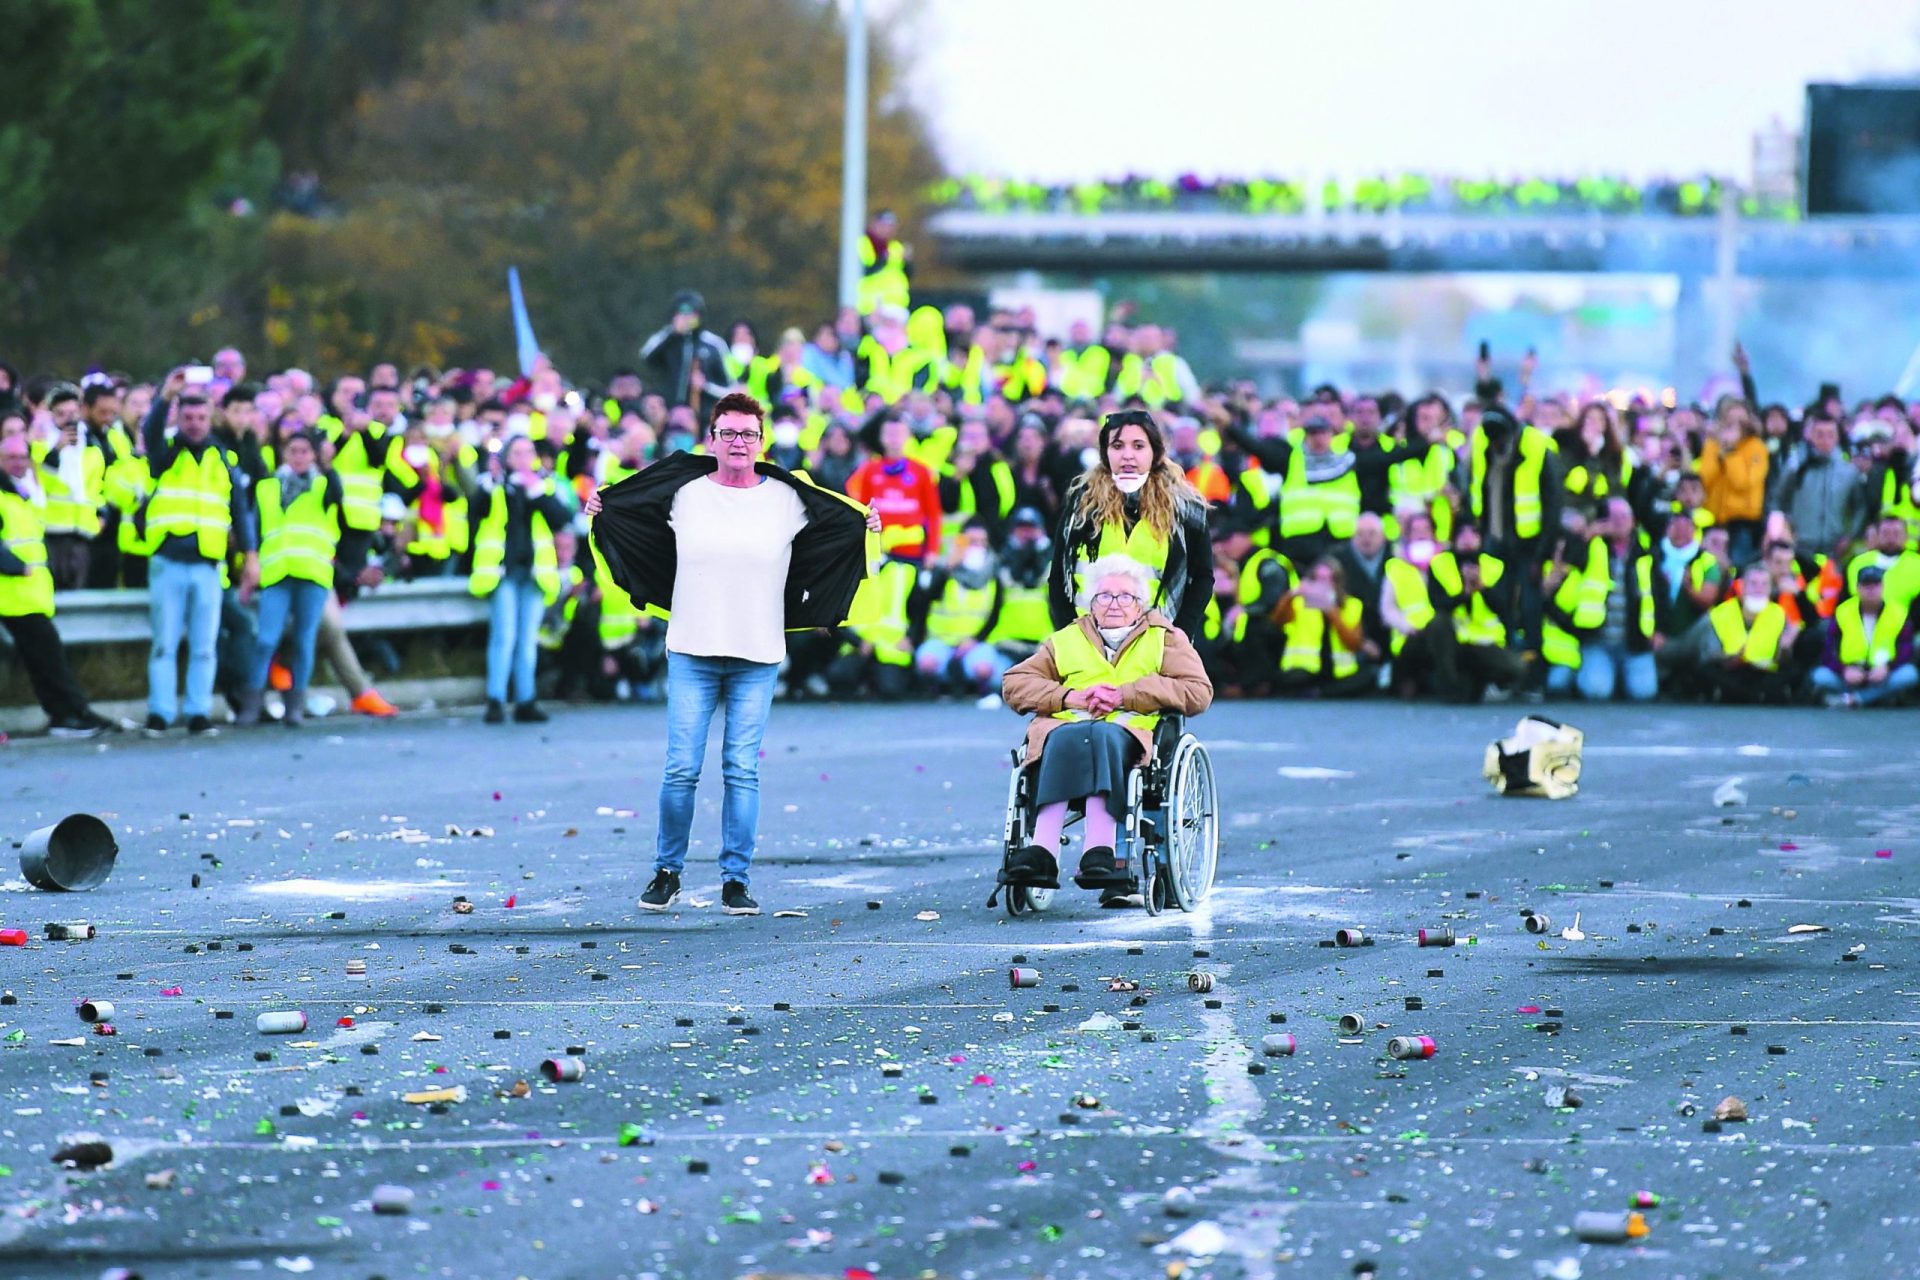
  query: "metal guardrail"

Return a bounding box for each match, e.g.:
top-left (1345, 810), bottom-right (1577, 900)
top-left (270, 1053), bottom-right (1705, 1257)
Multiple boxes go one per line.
top-left (12, 577), bottom-right (491, 648)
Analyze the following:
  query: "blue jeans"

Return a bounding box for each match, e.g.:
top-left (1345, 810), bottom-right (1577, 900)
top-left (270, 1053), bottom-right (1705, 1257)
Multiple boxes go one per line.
top-left (656, 652), bottom-right (779, 886)
top-left (1576, 642), bottom-right (1658, 702)
top-left (913, 638), bottom-right (1014, 692)
top-left (1810, 664), bottom-right (1919, 706)
top-left (252, 579), bottom-right (330, 694)
top-left (485, 567), bottom-right (544, 703)
top-left (148, 556), bottom-right (223, 721)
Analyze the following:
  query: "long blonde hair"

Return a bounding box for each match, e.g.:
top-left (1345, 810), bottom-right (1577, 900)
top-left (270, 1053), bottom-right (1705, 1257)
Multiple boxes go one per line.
top-left (1070, 411), bottom-right (1202, 539)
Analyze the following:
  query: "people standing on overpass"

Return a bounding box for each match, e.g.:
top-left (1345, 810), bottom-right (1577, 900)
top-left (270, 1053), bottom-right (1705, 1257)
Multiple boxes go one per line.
top-left (587, 392), bottom-right (881, 918)
top-left (1050, 410), bottom-right (1210, 639)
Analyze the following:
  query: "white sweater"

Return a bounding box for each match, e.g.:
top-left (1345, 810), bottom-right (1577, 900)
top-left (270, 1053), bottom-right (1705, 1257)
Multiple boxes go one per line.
top-left (665, 476), bottom-right (809, 664)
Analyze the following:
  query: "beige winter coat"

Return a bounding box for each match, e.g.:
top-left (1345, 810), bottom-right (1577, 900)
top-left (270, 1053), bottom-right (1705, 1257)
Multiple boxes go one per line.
top-left (1001, 610), bottom-right (1213, 762)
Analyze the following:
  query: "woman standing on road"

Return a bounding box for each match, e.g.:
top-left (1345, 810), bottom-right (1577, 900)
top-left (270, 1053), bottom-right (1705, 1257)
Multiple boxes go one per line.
top-left (587, 392), bottom-right (880, 917)
top-left (1048, 409), bottom-right (1211, 638)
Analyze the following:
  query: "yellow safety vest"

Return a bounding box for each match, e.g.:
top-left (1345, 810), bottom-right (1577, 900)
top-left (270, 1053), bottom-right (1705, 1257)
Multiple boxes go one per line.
top-left (1073, 518), bottom-right (1171, 604)
top-left (987, 581), bottom-right (1051, 646)
top-left (1278, 449), bottom-right (1360, 540)
top-left (942, 459), bottom-right (1016, 542)
top-left (1834, 596), bottom-right (1911, 668)
top-left (1049, 622), bottom-right (1165, 734)
top-left (591, 540), bottom-right (641, 649)
top-left (1281, 593), bottom-right (1365, 677)
top-left (0, 492), bottom-right (56, 618)
top-left (1235, 466), bottom-right (1282, 547)
top-left (1708, 598), bottom-right (1787, 671)
top-left (256, 474), bottom-right (341, 589)
top-left (1470, 426), bottom-right (1554, 540)
top-left (925, 577), bottom-right (996, 645)
top-left (856, 235), bottom-right (910, 315)
top-left (1568, 538), bottom-right (1654, 638)
top-left (147, 445), bottom-right (233, 562)
top-left (849, 558), bottom-right (918, 664)
top-left (1428, 551), bottom-right (1507, 646)
top-left (468, 482), bottom-right (562, 606)
top-left (332, 426), bottom-right (415, 533)
top-left (406, 446), bottom-right (475, 561)
top-left (104, 453), bottom-right (155, 556)
top-left (1382, 557), bottom-right (1434, 654)
top-left (1390, 441), bottom-right (1456, 542)
top-left (1882, 467), bottom-right (1920, 552)
top-left (1236, 547), bottom-right (1295, 606)
top-left (29, 442), bottom-right (105, 538)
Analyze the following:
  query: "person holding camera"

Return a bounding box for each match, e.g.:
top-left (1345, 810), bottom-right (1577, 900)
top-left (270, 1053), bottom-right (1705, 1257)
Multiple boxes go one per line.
top-left (469, 435), bottom-right (575, 725)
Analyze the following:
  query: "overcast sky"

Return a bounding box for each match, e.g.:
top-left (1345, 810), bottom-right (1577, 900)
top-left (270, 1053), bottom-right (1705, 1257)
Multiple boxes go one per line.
top-left (894, 0), bottom-right (1920, 182)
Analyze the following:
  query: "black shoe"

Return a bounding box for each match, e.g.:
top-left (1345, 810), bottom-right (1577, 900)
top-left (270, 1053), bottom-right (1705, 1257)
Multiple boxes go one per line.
top-left (1005, 844), bottom-right (1060, 889)
top-left (1100, 888), bottom-right (1136, 909)
top-left (637, 869), bottom-right (681, 911)
top-left (47, 719), bottom-right (103, 739)
top-left (721, 881), bottom-right (761, 916)
top-left (1074, 845), bottom-right (1125, 889)
top-left (143, 713), bottom-right (170, 737)
top-left (186, 715), bottom-right (217, 737)
top-left (513, 701), bottom-right (549, 724)
top-left (81, 711), bottom-right (125, 733)
top-left (483, 699), bottom-right (506, 724)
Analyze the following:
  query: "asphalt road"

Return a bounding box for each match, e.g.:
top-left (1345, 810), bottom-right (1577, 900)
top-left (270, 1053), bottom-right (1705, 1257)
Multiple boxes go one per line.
top-left (0, 698), bottom-right (1915, 1280)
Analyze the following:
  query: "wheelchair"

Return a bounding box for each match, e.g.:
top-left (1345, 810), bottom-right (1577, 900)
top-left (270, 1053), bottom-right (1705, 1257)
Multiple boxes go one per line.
top-left (991, 716), bottom-right (1219, 917)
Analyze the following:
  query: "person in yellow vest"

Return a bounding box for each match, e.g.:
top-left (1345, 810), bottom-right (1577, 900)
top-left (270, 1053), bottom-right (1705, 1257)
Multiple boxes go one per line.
top-left (1468, 404), bottom-right (1561, 651)
top-left (1846, 514), bottom-right (1920, 605)
top-left (985, 507), bottom-right (1056, 665)
top-left (1276, 413), bottom-right (1361, 565)
top-left (1390, 395), bottom-right (1461, 544)
top-left (937, 418), bottom-right (1017, 546)
top-left (469, 436), bottom-right (573, 724)
top-left (1421, 524), bottom-right (1526, 701)
top-left (1272, 557), bottom-right (1372, 697)
top-left (140, 372), bottom-right (260, 735)
top-left (1812, 563), bottom-right (1916, 708)
top-left (31, 384), bottom-right (107, 590)
top-left (1379, 510), bottom-right (1440, 696)
top-left (1210, 522), bottom-right (1297, 696)
top-left (236, 430), bottom-right (341, 728)
top-left (1001, 554), bottom-right (1213, 891)
top-left (329, 386), bottom-right (421, 597)
top-left (856, 209), bottom-right (911, 316)
top-left (1674, 561), bottom-right (1799, 703)
top-left (0, 435), bottom-right (118, 736)
top-left (752, 329), bottom-right (824, 408)
top-left (1871, 451), bottom-right (1919, 552)
top-left (80, 383), bottom-right (131, 588)
top-left (913, 520), bottom-right (1010, 701)
top-left (1560, 498), bottom-right (1659, 701)
top-left (400, 420), bottom-right (476, 577)
top-left (825, 555), bottom-right (919, 701)
top-left (853, 305), bottom-right (916, 406)
top-left (1050, 410), bottom-right (1212, 638)
top-left (102, 429), bottom-right (153, 588)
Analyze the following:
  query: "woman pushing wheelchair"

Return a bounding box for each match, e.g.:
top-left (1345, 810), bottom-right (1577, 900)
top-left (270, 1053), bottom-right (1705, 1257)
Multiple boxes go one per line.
top-left (1000, 554), bottom-right (1213, 897)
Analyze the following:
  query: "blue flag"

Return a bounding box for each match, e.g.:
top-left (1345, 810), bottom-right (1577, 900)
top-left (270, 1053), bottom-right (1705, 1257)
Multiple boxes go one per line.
top-left (508, 266), bottom-right (541, 377)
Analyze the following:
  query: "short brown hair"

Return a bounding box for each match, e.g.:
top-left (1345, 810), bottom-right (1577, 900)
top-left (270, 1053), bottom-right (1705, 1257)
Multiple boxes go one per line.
top-left (708, 392), bottom-right (765, 432)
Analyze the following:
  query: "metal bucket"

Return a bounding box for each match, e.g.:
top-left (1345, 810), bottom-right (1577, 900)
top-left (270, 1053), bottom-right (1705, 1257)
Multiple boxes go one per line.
top-left (19, 814), bottom-right (117, 892)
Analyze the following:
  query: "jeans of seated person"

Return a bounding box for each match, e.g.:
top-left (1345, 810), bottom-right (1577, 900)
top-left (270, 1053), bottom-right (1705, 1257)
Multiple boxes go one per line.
top-left (1809, 663), bottom-right (1919, 706)
top-left (655, 652), bottom-right (779, 887)
top-left (251, 579), bottom-right (330, 696)
top-left (484, 567), bottom-right (544, 704)
top-left (1544, 663), bottom-right (1578, 697)
top-left (913, 638), bottom-right (1012, 692)
top-left (1575, 642), bottom-right (1658, 702)
top-left (148, 556), bottom-right (224, 722)
top-left (217, 584), bottom-right (260, 708)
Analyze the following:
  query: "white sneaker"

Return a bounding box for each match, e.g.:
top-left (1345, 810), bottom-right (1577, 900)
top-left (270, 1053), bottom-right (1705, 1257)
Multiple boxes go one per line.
top-left (975, 693), bottom-right (1003, 711)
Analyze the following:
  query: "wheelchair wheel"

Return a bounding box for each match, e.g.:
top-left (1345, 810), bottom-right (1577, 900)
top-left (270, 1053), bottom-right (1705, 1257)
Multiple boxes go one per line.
top-left (1001, 747), bottom-right (1054, 917)
top-left (1166, 736), bottom-right (1219, 912)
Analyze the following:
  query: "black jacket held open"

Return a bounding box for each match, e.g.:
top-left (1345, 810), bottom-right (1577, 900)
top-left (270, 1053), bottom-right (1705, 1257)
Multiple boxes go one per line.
top-left (592, 452), bottom-right (873, 629)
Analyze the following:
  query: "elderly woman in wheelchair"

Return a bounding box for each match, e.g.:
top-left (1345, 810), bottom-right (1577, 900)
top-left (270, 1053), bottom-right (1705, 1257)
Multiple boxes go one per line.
top-left (999, 554), bottom-right (1215, 911)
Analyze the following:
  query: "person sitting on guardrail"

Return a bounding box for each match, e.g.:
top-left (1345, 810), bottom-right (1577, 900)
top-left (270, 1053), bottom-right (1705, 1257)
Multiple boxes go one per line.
top-left (1001, 554), bottom-right (1212, 892)
top-left (238, 430), bottom-right (342, 727)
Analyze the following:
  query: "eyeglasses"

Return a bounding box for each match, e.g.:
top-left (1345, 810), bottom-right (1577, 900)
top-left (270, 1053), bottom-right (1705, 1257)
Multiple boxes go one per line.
top-left (1092, 591), bottom-right (1143, 607)
top-left (712, 428), bottom-right (761, 443)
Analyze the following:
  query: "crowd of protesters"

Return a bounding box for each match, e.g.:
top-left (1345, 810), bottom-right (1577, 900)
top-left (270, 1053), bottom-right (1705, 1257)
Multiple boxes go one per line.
top-left (1, 227), bottom-right (1916, 736)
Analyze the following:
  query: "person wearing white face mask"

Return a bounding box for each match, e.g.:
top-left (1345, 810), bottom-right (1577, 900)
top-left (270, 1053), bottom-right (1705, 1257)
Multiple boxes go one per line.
top-left (912, 520), bottom-right (1011, 704)
top-left (1049, 410), bottom-right (1211, 639)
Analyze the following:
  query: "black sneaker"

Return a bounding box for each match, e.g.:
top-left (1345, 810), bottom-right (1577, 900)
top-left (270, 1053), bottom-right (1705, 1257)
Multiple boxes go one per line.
top-left (81, 711), bottom-right (125, 733)
top-left (721, 881), bottom-right (760, 916)
top-left (186, 715), bottom-right (218, 736)
top-left (483, 699), bottom-right (506, 724)
top-left (637, 869), bottom-right (681, 912)
top-left (513, 701), bottom-right (549, 724)
top-left (143, 713), bottom-right (170, 737)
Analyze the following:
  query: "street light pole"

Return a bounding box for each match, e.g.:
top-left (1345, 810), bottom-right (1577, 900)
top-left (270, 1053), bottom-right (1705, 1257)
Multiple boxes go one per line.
top-left (837, 0), bottom-right (868, 312)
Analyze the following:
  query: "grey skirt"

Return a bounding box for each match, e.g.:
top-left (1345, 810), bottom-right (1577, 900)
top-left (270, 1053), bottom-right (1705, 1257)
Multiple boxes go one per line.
top-left (1033, 721), bottom-right (1141, 820)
